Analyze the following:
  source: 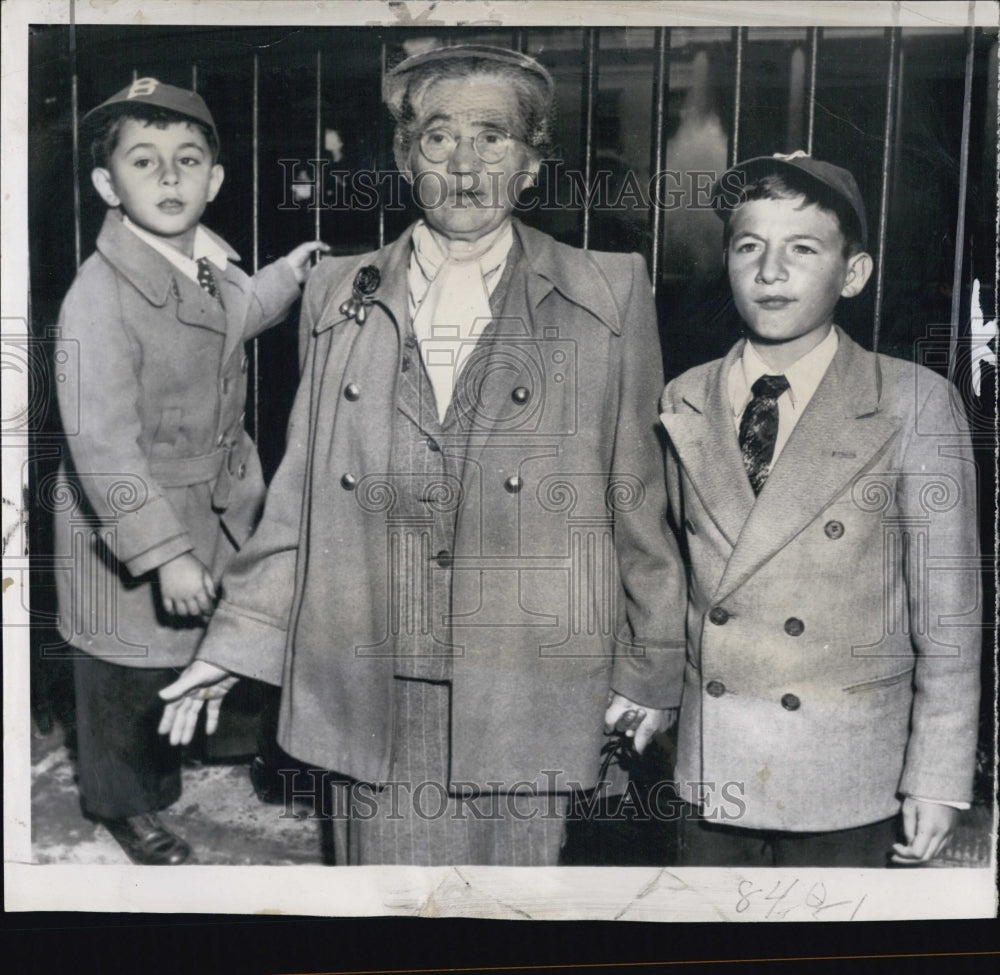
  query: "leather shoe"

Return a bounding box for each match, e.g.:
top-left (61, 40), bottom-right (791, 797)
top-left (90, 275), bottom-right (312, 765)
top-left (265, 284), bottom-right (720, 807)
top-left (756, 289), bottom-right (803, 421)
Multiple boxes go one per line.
top-left (101, 812), bottom-right (192, 865)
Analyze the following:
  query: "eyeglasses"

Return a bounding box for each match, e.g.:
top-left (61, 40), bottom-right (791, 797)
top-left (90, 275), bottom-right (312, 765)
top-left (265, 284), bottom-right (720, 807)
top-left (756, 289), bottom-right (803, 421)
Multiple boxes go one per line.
top-left (418, 126), bottom-right (515, 164)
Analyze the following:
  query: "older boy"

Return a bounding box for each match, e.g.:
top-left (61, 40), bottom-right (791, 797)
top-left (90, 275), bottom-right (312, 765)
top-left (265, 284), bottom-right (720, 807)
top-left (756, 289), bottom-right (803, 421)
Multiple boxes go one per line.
top-left (53, 78), bottom-right (326, 864)
top-left (661, 153), bottom-right (981, 867)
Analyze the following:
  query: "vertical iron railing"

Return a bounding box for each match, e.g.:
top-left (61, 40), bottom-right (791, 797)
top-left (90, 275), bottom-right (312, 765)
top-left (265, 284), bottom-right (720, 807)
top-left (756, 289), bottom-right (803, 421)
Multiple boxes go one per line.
top-left (806, 27), bottom-right (818, 155)
top-left (872, 27), bottom-right (903, 354)
top-left (948, 20), bottom-right (977, 384)
top-left (731, 26), bottom-right (746, 166)
top-left (649, 27), bottom-right (671, 296)
top-left (579, 29), bottom-right (599, 250)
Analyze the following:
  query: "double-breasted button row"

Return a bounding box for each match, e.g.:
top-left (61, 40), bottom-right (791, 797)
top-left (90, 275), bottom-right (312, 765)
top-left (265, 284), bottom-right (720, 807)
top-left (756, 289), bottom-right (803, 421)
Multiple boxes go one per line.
top-left (504, 475), bottom-right (523, 494)
top-left (434, 550), bottom-right (453, 569)
top-left (824, 520), bottom-right (845, 539)
top-left (784, 617), bottom-right (805, 637)
top-left (708, 606), bottom-right (729, 626)
top-left (511, 386), bottom-right (530, 404)
top-left (703, 681), bottom-right (802, 711)
top-left (340, 382), bottom-right (361, 488)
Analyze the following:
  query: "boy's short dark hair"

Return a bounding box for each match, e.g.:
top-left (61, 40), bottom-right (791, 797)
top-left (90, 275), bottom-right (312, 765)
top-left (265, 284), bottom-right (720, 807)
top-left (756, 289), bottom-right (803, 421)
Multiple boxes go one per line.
top-left (720, 168), bottom-right (866, 259)
top-left (89, 103), bottom-right (220, 169)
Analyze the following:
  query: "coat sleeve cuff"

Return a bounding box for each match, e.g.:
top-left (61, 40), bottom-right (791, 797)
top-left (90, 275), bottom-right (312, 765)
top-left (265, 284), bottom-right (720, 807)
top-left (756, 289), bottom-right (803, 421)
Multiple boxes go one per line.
top-left (124, 533), bottom-right (194, 578)
top-left (611, 641), bottom-right (686, 709)
top-left (197, 600), bottom-right (287, 687)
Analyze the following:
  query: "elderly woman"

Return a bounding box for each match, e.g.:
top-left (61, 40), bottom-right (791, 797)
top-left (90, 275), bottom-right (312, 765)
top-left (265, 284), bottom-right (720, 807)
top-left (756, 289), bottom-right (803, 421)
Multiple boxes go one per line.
top-left (160, 45), bottom-right (685, 866)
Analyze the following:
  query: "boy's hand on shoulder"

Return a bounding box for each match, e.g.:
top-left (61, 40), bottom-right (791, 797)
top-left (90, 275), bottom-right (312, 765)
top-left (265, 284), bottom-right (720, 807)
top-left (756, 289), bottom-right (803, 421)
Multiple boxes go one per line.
top-left (891, 796), bottom-right (959, 864)
top-left (285, 240), bottom-right (331, 283)
top-left (604, 692), bottom-right (677, 754)
top-left (157, 552), bottom-right (217, 618)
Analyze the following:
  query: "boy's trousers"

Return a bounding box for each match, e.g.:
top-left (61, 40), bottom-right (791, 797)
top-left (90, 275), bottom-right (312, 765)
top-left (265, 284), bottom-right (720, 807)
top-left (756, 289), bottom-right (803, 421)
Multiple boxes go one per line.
top-left (72, 651), bottom-right (183, 819)
top-left (678, 804), bottom-right (899, 867)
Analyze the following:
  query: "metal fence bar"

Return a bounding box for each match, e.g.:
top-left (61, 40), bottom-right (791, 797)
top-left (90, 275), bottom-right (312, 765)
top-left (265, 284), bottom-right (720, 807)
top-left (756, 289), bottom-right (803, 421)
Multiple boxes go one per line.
top-left (251, 52), bottom-right (260, 440)
top-left (71, 12), bottom-right (81, 271)
top-left (948, 20), bottom-right (977, 384)
top-left (872, 27), bottom-right (902, 354)
top-left (191, 63), bottom-right (198, 92)
top-left (649, 27), bottom-right (670, 297)
top-left (314, 50), bottom-right (322, 244)
top-left (807, 27), bottom-right (818, 155)
top-left (731, 26), bottom-right (745, 167)
top-left (580, 28), bottom-right (599, 250)
top-left (379, 38), bottom-right (388, 249)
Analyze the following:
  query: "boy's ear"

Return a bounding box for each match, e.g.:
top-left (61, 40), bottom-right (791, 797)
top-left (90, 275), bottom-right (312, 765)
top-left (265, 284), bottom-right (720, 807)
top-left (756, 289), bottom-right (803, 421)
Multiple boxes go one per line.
top-left (91, 168), bottom-right (120, 208)
top-left (206, 164), bottom-right (225, 203)
top-left (841, 251), bottom-right (873, 298)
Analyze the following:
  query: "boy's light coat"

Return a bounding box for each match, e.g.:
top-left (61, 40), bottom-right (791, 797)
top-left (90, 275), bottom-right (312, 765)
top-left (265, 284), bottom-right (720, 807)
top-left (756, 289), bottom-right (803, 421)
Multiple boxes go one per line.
top-left (661, 327), bottom-right (981, 831)
top-left (53, 209), bottom-right (301, 666)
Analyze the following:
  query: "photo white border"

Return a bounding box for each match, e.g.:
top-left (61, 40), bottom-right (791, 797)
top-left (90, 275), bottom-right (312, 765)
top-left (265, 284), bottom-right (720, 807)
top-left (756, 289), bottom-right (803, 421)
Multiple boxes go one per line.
top-left (3, 0), bottom-right (997, 920)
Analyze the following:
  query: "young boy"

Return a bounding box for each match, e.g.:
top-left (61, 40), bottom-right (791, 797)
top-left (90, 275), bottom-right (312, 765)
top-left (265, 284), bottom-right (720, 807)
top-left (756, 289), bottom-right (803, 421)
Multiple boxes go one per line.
top-left (660, 152), bottom-right (981, 867)
top-left (52, 78), bottom-right (327, 864)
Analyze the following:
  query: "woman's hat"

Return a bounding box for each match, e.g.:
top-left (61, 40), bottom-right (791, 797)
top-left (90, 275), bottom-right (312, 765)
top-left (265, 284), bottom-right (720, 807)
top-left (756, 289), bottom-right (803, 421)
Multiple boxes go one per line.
top-left (383, 44), bottom-right (554, 119)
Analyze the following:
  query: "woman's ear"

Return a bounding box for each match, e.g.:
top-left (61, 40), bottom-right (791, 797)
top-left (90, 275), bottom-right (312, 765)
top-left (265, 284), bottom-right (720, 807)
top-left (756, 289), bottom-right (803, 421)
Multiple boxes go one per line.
top-left (393, 135), bottom-right (412, 183)
top-left (91, 168), bottom-right (120, 207)
top-left (841, 251), bottom-right (874, 298)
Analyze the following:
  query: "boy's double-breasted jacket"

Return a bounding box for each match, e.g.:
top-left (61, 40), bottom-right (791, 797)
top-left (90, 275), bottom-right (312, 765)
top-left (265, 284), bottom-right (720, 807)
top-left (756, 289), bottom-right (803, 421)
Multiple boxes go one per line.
top-left (198, 219), bottom-right (687, 791)
top-left (53, 209), bottom-right (301, 667)
top-left (660, 328), bottom-right (981, 831)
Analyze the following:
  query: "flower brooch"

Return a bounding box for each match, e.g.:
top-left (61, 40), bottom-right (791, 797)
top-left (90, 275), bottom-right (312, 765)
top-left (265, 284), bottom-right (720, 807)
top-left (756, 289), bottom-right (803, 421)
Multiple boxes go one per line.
top-left (339, 265), bottom-right (381, 324)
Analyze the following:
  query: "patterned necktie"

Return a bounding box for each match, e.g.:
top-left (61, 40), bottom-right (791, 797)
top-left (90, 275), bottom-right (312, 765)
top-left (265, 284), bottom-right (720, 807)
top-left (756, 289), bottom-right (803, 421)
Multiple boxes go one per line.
top-left (739, 373), bottom-right (790, 495)
top-left (196, 257), bottom-right (220, 299)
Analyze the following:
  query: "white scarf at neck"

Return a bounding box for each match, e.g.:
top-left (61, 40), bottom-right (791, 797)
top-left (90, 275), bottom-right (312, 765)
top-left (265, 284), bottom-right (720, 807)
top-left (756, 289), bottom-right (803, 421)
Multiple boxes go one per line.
top-left (408, 219), bottom-right (514, 422)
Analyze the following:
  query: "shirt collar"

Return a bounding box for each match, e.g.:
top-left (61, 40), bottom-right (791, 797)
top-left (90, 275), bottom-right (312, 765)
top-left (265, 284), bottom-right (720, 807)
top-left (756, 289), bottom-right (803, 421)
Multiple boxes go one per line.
top-left (122, 215), bottom-right (229, 281)
top-left (730, 326), bottom-right (839, 417)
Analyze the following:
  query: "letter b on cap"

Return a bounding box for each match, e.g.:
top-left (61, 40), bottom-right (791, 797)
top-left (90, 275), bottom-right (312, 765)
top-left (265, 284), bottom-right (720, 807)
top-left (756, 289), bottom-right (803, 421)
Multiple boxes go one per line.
top-left (127, 78), bottom-right (159, 99)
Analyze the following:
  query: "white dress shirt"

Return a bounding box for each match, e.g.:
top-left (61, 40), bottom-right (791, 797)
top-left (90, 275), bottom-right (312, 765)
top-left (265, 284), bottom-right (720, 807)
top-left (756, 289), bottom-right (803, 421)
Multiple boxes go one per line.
top-left (728, 325), bottom-right (839, 465)
top-left (122, 215), bottom-right (229, 283)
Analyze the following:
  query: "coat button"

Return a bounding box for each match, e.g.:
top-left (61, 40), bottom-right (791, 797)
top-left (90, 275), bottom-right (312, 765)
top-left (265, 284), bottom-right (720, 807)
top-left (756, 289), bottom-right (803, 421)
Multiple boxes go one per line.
top-left (706, 680), bottom-right (726, 697)
top-left (708, 607), bottom-right (729, 625)
top-left (784, 617), bottom-right (805, 636)
top-left (340, 473), bottom-right (357, 490)
top-left (344, 383), bottom-right (360, 401)
top-left (511, 386), bottom-right (530, 405)
top-left (781, 693), bottom-right (801, 711)
top-left (435, 550), bottom-right (452, 569)
top-left (237, 463), bottom-right (247, 479)
top-left (824, 520), bottom-right (845, 539)
top-left (504, 475), bottom-right (523, 494)
top-left (426, 437), bottom-right (440, 452)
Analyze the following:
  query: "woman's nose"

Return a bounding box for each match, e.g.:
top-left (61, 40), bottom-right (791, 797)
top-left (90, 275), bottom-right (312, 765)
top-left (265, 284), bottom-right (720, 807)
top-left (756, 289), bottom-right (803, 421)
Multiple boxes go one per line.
top-left (447, 135), bottom-right (482, 172)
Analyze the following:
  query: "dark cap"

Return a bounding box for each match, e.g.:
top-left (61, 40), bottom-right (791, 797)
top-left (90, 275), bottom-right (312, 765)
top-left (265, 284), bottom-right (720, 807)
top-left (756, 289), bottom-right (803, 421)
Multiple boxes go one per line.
top-left (82, 77), bottom-right (219, 149)
top-left (711, 151), bottom-right (868, 249)
top-left (383, 44), bottom-right (554, 120)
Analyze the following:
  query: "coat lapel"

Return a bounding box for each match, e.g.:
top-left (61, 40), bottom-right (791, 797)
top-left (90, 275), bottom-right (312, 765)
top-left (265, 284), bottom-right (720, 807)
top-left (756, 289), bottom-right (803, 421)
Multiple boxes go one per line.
top-left (457, 220), bottom-right (623, 480)
top-left (714, 330), bottom-right (901, 601)
top-left (660, 341), bottom-right (755, 548)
